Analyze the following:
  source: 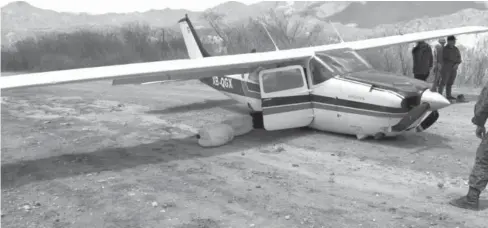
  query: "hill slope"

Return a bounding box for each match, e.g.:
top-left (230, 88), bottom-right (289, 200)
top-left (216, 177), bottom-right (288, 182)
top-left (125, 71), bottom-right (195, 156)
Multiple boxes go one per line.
top-left (326, 1), bottom-right (487, 28)
top-left (3, 1), bottom-right (486, 32)
top-left (1, 1), bottom-right (488, 46)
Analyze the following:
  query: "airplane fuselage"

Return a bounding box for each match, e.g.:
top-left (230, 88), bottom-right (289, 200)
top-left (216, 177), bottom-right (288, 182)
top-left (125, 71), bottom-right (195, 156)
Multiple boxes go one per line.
top-left (178, 14), bottom-right (451, 139)
top-left (198, 63), bottom-right (448, 139)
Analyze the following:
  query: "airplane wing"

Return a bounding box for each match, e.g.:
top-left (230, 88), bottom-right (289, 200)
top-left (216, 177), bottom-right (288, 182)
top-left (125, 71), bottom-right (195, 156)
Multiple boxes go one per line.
top-left (0, 50), bottom-right (311, 90)
top-left (343, 26), bottom-right (488, 51)
top-left (1, 26), bottom-right (487, 90)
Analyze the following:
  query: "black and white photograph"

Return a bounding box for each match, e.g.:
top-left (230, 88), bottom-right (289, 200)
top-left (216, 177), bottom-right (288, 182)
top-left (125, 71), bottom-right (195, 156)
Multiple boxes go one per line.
top-left (1, 0), bottom-right (488, 227)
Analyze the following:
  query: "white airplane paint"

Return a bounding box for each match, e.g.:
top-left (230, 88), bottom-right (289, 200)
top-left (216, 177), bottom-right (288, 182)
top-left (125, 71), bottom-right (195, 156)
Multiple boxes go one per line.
top-left (1, 15), bottom-right (487, 141)
top-left (175, 15), bottom-right (452, 139)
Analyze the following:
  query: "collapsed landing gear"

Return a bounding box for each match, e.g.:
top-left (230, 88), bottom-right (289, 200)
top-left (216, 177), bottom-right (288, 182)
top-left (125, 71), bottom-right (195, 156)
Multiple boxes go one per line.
top-left (356, 132), bottom-right (386, 141)
top-left (250, 112), bottom-right (264, 129)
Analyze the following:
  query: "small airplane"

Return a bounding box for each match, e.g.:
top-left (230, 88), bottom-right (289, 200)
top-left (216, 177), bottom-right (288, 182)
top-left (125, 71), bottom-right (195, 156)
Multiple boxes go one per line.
top-left (1, 15), bottom-right (488, 140)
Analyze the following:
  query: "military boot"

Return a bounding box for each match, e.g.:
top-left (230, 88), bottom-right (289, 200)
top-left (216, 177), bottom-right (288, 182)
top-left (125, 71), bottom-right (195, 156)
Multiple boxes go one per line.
top-left (446, 86), bottom-right (456, 100)
top-left (449, 186), bottom-right (480, 210)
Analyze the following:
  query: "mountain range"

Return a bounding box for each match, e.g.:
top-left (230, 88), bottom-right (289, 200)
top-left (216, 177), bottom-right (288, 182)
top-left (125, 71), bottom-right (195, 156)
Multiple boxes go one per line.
top-left (1, 1), bottom-right (488, 45)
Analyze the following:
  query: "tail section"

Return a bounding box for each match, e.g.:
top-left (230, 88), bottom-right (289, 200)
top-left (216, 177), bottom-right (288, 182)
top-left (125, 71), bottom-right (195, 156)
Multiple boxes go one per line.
top-left (178, 14), bottom-right (211, 59)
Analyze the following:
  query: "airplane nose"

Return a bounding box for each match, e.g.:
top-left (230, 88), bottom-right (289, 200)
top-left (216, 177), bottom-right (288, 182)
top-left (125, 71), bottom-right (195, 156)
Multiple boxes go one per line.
top-left (420, 89), bottom-right (451, 110)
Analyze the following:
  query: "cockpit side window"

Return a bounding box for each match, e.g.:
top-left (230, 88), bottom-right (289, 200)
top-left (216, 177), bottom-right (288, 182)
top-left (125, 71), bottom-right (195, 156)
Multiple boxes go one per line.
top-left (248, 66), bottom-right (264, 83)
top-left (309, 58), bottom-right (334, 85)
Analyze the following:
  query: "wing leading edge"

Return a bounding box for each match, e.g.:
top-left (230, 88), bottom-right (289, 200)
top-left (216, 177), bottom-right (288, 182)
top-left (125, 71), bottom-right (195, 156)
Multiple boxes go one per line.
top-left (1, 25), bottom-right (487, 91)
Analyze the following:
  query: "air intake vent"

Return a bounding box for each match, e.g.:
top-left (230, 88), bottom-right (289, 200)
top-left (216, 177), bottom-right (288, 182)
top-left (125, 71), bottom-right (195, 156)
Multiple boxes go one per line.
top-left (401, 95), bottom-right (421, 110)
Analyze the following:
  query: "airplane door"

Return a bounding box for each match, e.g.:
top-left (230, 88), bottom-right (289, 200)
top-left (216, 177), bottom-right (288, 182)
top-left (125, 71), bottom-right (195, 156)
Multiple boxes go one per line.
top-left (258, 65), bottom-right (314, 131)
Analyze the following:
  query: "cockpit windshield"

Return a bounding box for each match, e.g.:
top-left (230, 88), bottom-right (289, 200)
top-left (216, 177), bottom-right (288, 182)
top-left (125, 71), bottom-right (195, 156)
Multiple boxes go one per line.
top-left (315, 49), bottom-right (372, 75)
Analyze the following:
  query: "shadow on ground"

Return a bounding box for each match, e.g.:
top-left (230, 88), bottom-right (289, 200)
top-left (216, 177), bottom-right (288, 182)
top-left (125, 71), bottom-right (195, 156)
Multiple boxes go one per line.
top-left (1, 128), bottom-right (306, 189)
top-left (304, 127), bottom-right (452, 150)
top-left (369, 132), bottom-right (452, 150)
top-left (146, 99), bottom-right (238, 115)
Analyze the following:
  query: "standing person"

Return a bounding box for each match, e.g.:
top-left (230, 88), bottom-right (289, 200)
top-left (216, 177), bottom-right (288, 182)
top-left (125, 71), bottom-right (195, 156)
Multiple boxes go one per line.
top-left (411, 40), bottom-right (433, 81)
top-left (432, 38), bottom-right (446, 91)
top-left (438, 35), bottom-right (462, 99)
top-left (449, 82), bottom-right (488, 211)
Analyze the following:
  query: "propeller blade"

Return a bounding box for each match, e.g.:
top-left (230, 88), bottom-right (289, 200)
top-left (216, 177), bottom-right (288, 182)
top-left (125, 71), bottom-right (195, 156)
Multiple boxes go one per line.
top-left (391, 102), bottom-right (430, 132)
top-left (415, 110), bottom-right (439, 132)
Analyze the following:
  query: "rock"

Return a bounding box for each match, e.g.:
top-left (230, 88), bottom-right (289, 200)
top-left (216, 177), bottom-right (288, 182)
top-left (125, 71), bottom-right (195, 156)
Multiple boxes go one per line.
top-left (328, 177), bottom-right (335, 183)
top-left (22, 205), bottom-right (31, 211)
top-left (221, 115), bottom-right (253, 136)
top-left (437, 183), bottom-right (444, 189)
top-left (197, 123), bottom-right (235, 147)
top-left (285, 215), bottom-right (291, 220)
top-left (151, 202), bottom-right (158, 207)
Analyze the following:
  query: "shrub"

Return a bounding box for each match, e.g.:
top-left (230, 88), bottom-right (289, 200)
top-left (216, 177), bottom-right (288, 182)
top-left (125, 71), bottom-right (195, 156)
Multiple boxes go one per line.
top-left (1, 22), bottom-right (189, 72)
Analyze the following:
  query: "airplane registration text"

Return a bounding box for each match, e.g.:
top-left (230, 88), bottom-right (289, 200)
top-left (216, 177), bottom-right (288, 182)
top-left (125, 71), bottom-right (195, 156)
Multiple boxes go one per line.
top-left (212, 76), bottom-right (234, 89)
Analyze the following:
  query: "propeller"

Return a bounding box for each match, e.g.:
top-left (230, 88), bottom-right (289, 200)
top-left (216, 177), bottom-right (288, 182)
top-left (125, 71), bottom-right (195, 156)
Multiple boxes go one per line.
top-left (391, 102), bottom-right (431, 132)
top-left (416, 110), bottom-right (439, 132)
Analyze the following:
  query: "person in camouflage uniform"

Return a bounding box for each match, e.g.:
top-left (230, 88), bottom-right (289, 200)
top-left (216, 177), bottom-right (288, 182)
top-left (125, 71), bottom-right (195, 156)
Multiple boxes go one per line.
top-left (449, 82), bottom-right (488, 210)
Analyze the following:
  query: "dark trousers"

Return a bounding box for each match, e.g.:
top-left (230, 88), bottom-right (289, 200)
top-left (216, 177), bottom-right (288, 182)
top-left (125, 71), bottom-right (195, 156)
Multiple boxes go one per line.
top-left (438, 65), bottom-right (458, 97)
top-left (414, 73), bottom-right (429, 81)
top-left (469, 134), bottom-right (488, 191)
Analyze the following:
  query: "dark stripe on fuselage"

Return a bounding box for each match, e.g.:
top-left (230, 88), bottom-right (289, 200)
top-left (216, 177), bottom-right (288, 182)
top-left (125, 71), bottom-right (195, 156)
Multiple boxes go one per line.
top-left (262, 95), bottom-right (310, 107)
top-left (263, 102), bottom-right (313, 115)
top-left (199, 76), bottom-right (409, 114)
top-left (312, 95), bottom-right (408, 113)
top-left (246, 81), bottom-right (260, 92)
top-left (264, 102), bottom-right (406, 117)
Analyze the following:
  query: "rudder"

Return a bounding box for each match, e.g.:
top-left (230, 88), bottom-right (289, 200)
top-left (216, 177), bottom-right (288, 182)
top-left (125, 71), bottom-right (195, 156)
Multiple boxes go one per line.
top-left (178, 14), bottom-right (211, 59)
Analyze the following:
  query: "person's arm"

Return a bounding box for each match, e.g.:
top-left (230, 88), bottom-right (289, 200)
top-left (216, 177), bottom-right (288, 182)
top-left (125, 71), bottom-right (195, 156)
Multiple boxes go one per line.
top-left (455, 47), bottom-right (462, 64)
top-left (442, 47), bottom-right (449, 63)
top-left (428, 47), bottom-right (433, 68)
top-left (472, 83), bottom-right (488, 127)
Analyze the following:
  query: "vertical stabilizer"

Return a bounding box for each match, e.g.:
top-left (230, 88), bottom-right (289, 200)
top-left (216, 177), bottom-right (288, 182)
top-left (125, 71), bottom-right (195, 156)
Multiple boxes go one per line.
top-left (178, 14), bottom-right (211, 59)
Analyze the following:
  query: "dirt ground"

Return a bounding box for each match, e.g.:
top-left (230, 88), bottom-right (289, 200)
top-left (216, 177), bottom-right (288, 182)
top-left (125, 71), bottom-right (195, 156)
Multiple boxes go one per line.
top-left (1, 80), bottom-right (488, 228)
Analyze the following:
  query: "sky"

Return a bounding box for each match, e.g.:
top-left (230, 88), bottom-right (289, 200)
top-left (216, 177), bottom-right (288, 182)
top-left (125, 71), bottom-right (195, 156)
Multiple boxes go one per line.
top-left (0, 0), bottom-right (263, 13)
top-left (1, 0), bottom-right (486, 14)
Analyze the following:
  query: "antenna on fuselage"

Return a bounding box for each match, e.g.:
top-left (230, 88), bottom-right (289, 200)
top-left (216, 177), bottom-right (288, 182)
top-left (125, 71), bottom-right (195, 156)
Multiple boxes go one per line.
top-left (329, 20), bottom-right (345, 43)
top-left (259, 21), bottom-right (279, 51)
